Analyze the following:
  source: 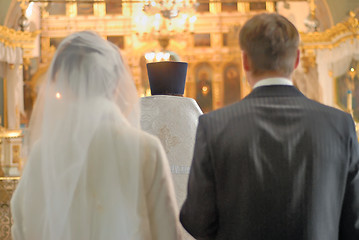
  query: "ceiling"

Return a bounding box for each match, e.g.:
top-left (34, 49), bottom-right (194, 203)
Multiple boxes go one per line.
top-left (0, 0), bottom-right (358, 26)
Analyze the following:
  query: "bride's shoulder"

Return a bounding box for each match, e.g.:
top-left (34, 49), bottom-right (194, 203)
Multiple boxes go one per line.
top-left (128, 126), bottom-right (163, 149)
top-left (94, 121), bottom-right (162, 150)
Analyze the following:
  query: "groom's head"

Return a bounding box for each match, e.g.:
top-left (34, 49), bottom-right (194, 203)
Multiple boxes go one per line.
top-left (239, 13), bottom-right (300, 84)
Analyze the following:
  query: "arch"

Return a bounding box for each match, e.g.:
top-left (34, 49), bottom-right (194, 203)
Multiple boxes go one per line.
top-left (223, 62), bottom-right (241, 106)
top-left (355, 6), bottom-right (359, 17)
top-left (4, 0), bottom-right (21, 29)
top-left (0, 0), bottom-right (12, 24)
top-left (316, 0), bottom-right (334, 30)
top-left (194, 62), bottom-right (213, 112)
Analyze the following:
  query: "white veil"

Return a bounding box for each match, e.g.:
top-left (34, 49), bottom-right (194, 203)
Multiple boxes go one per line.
top-left (20, 31), bottom-right (142, 239)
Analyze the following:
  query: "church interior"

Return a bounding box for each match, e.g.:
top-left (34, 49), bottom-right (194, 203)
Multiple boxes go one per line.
top-left (0, 0), bottom-right (358, 238)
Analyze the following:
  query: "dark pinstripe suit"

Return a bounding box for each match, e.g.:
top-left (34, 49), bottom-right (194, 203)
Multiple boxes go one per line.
top-left (180, 85), bottom-right (359, 240)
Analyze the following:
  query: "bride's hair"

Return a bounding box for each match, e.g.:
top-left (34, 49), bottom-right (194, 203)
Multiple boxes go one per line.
top-left (50, 32), bottom-right (121, 99)
top-left (28, 31), bottom-right (139, 150)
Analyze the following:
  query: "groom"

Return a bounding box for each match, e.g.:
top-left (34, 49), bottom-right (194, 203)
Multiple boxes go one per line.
top-left (180, 13), bottom-right (359, 239)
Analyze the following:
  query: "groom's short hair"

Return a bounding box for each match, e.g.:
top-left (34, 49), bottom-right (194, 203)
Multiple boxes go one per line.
top-left (239, 13), bottom-right (300, 77)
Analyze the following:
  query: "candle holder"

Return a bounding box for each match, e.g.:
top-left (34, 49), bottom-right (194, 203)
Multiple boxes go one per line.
top-left (347, 90), bottom-right (354, 116)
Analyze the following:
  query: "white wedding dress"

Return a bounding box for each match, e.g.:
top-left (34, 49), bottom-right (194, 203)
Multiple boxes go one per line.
top-left (11, 118), bottom-right (182, 240)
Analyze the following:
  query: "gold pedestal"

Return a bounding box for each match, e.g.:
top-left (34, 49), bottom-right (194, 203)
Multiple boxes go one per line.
top-left (0, 177), bottom-right (19, 240)
top-left (0, 130), bottom-right (22, 239)
top-left (0, 130), bottom-right (23, 177)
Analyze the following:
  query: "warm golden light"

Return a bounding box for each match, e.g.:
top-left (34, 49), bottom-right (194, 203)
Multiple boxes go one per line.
top-left (179, 16), bottom-right (187, 25)
top-left (164, 52), bottom-right (171, 61)
top-left (56, 92), bottom-right (61, 99)
top-left (8, 132), bottom-right (20, 137)
top-left (189, 15), bottom-right (197, 23)
top-left (137, 0), bottom-right (197, 38)
top-left (141, 15), bottom-right (148, 25)
top-left (153, 15), bottom-right (161, 30)
top-left (26, 2), bottom-right (34, 18)
top-left (0, 130), bottom-right (22, 138)
top-left (145, 88), bottom-right (152, 96)
top-left (202, 86), bottom-right (209, 95)
top-left (351, 67), bottom-right (355, 72)
top-left (145, 51), bottom-right (172, 62)
top-left (155, 52), bottom-right (164, 61)
top-left (145, 52), bottom-right (156, 61)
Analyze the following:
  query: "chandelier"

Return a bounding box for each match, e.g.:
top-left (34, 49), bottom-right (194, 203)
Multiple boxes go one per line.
top-left (134, 0), bottom-right (197, 41)
top-left (136, 0), bottom-right (198, 63)
top-left (143, 0), bottom-right (198, 20)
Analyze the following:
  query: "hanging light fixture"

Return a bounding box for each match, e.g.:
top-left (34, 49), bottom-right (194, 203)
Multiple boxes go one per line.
top-left (143, 0), bottom-right (198, 20)
top-left (304, 0), bottom-right (320, 32)
top-left (135, 0), bottom-right (198, 40)
top-left (18, 0), bottom-right (30, 31)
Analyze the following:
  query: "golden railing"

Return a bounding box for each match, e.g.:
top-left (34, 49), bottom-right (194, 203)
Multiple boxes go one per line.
top-left (299, 11), bottom-right (359, 74)
top-left (0, 177), bottom-right (19, 240)
top-left (0, 129), bottom-right (22, 240)
top-left (0, 26), bottom-right (39, 58)
top-left (300, 11), bottom-right (359, 50)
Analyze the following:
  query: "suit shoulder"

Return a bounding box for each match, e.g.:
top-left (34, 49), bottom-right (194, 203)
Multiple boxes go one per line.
top-left (200, 101), bottom-right (243, 122)
top-left (305, 98), bottom-right (352, 119)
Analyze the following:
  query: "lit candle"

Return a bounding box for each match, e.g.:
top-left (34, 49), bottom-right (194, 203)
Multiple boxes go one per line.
top-left (189, 15), bottom-right (197, 32)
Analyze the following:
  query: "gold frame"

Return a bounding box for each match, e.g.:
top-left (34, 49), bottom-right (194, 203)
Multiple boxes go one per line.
top-left (300, 11), bottom-right (359, 50)
top-left (299, 12), bottom-right (359, 108)
top-left (0, 26), bottom-right (40, 58)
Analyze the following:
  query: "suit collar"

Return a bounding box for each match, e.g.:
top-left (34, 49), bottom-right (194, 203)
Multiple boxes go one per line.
top-left (253, 77), bottom-right (293, 89)
top-left (246, 85), bottom-right (305, 99)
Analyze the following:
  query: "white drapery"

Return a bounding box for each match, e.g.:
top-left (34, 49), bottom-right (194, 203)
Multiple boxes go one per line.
top-left (0, 43), bottom-right (24, 129)
top-left (0, 43), bottom-right (23, 65)
top-left (316, 38), bottom-right (359, 106)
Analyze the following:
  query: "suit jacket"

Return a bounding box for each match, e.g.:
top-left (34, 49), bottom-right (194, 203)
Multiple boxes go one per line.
top-left (180, 85), bottom-right (359, 240)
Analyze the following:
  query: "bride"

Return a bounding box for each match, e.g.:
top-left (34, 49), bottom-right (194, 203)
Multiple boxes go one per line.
top-left (11, 31), bottom-right (182, 240)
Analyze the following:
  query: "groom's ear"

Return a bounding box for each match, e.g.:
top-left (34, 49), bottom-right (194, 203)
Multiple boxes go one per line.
top-left (242, 52), bottom-right (251, 72)
top-left (294, 49), bottom-right (300, 70)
